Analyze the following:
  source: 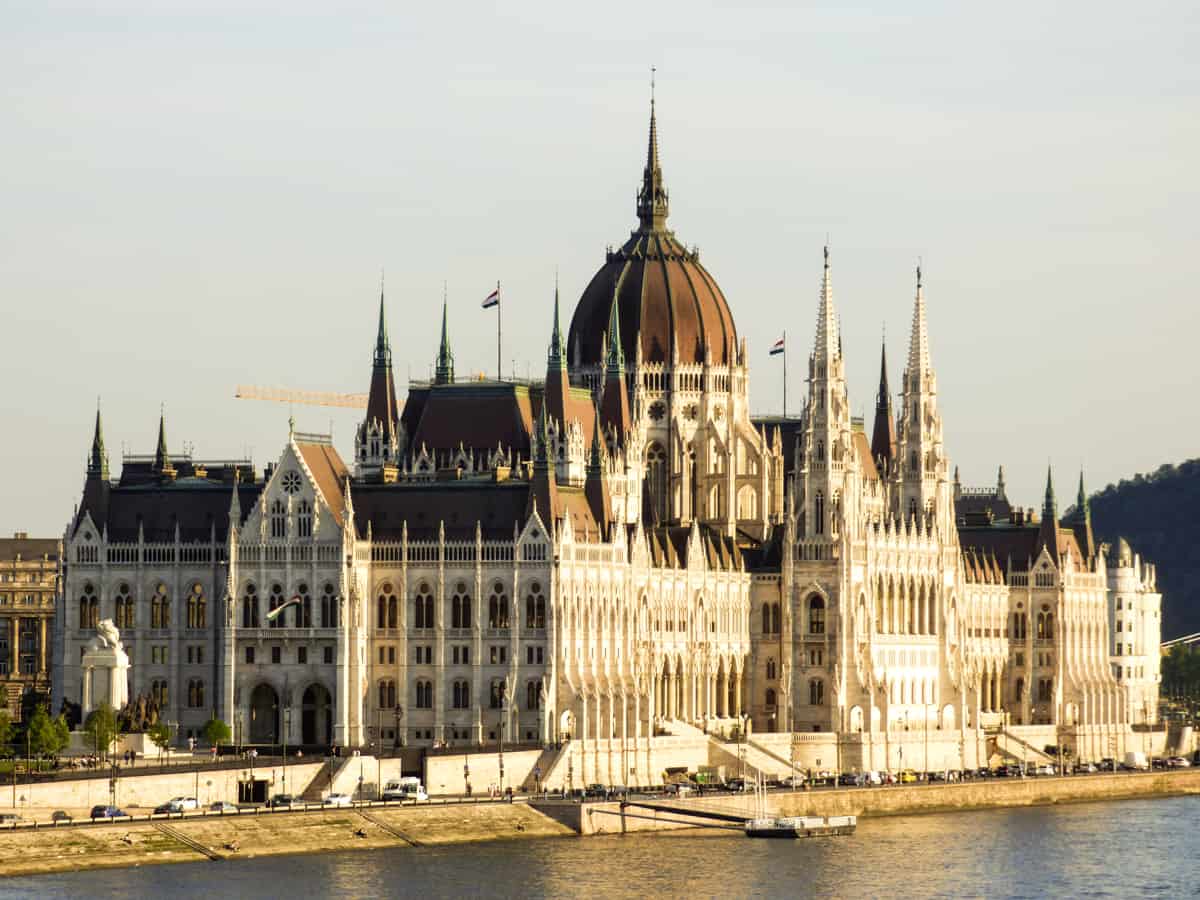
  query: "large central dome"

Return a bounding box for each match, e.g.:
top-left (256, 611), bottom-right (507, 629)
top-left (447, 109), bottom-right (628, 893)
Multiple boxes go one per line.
top-left (567, 103), bottom-right (739, 368)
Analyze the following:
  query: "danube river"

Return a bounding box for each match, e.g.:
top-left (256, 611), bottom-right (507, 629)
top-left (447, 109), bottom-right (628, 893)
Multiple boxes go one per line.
top-left (4, 796), bottom-right (1196, 898)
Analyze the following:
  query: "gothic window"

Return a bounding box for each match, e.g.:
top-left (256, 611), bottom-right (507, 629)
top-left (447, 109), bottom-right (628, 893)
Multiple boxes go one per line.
top-left (267, 583), bottom-right (285, 629)
top-left (296, 583), bottom-right (312, 628)
top-left (1043, 613), bottom-right (1053, 639)
top-left (808, 595), bottom-right (826, 635)
top-left (242, 583), bottom-right (260, 628)
top-left (320, 583), bottom-right (337, 628)
top-left (737, 486), bottom-right (757, 520)
top-left (415, 680), bottom-right (433, 709)
top-left (452, 582), bottom-right (472, 629)
top-left (114, 583), bottom-right (134, 630)
top-left (766, 688), bottom-right (777, 708)
top-left (1012, 612), bottom-right (1027, 640)
top-left (809, 679), bottom-right (825, 706)
top-left (1015, 677), bottom-right (1025, 702)
top-left (378, 679), bottom-right (397, 709)
top-left (645, 443), bottom-right (667, 523)
top-left (815, 492), bottom-right (825, 535)
top-left (413, 583), bottom-right (434, 630)
top-left (378, 583), bottom-right (399, 630)
top-left (453, 680), bottom-right (470, 709)
top-left (151, 584), bottom-right (170, 630)
top-left (909, 498), bottom-right (918, 519)
top-left (816, 441), bottom-right (824, 462)
top-left (79, 583), bottom-right (98, 629)
top-left (526, 679), bottom-right (541, 710)
top-left (297, 499), bottom-right (312, 538)
top-left (281, 470), bottom-right (302, 494)
top-left (270, 499), bottom-right (286, 539)
top-left (186, 583), bottom-right (206, 630)
top-left (489, 679), bottom-right (506, 709)
top-left (761, 602), bottom-right (772, 636)
top-left (151, 678), bottom-right (169, 707)
top-left (1037, 678), bottom-right (1052, 702)
top-left (187, 679), bottom-right (205, 709)
top-left (766, 658), bottom-right (777, 680)
top-left (910, 451), bottom-right (918, 474)
top-left (488, 581), bottom-right (509, 630)
top-left (525, 582), bottom-right (546, 629)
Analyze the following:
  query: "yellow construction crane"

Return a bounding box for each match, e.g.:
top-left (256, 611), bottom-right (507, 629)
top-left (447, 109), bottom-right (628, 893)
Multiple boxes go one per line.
top-left (234, 385), bottom-right (368, 409)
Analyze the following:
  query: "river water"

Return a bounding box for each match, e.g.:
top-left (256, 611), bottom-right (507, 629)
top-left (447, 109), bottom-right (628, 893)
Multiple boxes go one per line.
top-left (4, 796), bottom-right (1197, 899)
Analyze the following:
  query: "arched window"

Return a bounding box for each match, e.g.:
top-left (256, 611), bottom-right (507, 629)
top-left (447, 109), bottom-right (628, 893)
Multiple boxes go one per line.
top-left (296, 499), bottom-right (312, 538)
top-left (809, 679), bottom-right (825, 706)
top-left (320, 583), bottom-right (337, 628)
top-left (151, 584), bottom-right (170, 629)
top-left (1015, 677), bottom-right (1025, 702)
top-left (187, 583), bottom-right (206, 629)
top-left (242, 584), bottom-right (260, 628)
top-left (151, 679), bottom-right (169, 707)
top-left (187, 679), bottom-right (205, 709)
top-left (766, 688), bottom-right (777, 708)
top-left (909, 498), bottom-right (918, 519)
top-left (267, 584), bottom-right (285, 629)
top-left (645, 443), bottom-right (667, 523)
top-left (379, 679), bottom-right (396, 709)
top-left (114, 583), bottom-right (134, 629)
top-left (766, 658), bottom-right (777, 680)
top-left (378, 583), bottom-right (398, 630)
top-left (415, 680), bottom-right (432, 709)
top-left (1012, 612), bottom-right (1027, 640)
top-left (489, 679), bottom-right (506, 709)
top-left (1044, 613), bottom-right (1053, 639)
top-left (270, 499), bottom-right (286, 539)
top-left (296, 583), bottom-right (312, 628)
top-left (525, 582), bottom-right (546, 629)
top-left (451, 582), bottom-right (472, 629)
top-left (413, 583), bottom-right (433, 630)
top-left (79, 584), bottom-right (98, 629)
top-left (808, 596), bottom-right (825, 635)
top-left (761, 602), bottom-right (772, 636)
top-left (772, 603), bottom-right (781, 635)
top-left (488, 581), bottom-right (509, 630)
top-left (453, 680), bottom-right (470, 709)
top-left (526, 680), bottom-right (541, 710)
top-left (737, 485), bottom-right (757, 520)
top-left (814, 492), bottom-right (825, 535)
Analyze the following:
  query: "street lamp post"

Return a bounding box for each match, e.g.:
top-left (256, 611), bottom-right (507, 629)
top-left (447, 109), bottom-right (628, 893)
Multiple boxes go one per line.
top-left (282, 706), bottom-right (292, 796)
top-left (393, 705), bottom-right (402, 750)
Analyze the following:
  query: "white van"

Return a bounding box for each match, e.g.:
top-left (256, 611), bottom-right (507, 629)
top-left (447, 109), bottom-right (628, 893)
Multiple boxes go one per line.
top-left (1123, 752), bottom-right (1149, 771)
top-left (382, 777), bottom-right (428, 802)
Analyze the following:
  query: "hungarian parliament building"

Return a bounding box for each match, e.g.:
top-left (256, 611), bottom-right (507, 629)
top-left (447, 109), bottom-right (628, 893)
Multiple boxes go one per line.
top-left (55, 101), bottom-right (1164, 784)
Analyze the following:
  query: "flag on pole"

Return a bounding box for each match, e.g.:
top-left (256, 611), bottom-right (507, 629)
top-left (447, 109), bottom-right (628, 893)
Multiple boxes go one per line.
top-left (265, 595), bottom-right (302, 622)
top-left (482, 287), bottom-right (500, 309)
top-left (769, 336), bottom-right (786, 356)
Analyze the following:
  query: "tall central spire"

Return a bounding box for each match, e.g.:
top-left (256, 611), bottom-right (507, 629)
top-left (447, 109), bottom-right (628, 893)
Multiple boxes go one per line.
top-left (435, 287), bottom-right (454, 385)
top-left (907, 264), bottom-right (932, 380)
top-left (813, 245), bottom-right (838, 362)
top-left (636, 71), bottom-right (669, 231)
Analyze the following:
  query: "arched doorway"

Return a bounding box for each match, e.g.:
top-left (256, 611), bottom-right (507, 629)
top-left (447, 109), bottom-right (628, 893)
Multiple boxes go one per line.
top-left (249, 683), bottom-right (279, 744)
top-left (302, 683), bottom-right (333, 745)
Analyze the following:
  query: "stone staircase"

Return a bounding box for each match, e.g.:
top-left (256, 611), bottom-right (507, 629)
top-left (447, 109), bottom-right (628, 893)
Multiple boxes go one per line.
top-left (522, 744), bottom-right (566, 791)
top-left (297, 757), bottom-right (340, 802)
top-left (996, 730), bottom-right (1055, 767)
top-left (538, 740), bottom-right (574, 791)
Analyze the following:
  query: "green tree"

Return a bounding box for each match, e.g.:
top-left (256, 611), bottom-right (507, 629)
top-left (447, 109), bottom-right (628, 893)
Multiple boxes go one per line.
top-left (26, 706), bottom-right (57, 759)
top-left (84, 703), bottom-right (119, 759)
top-left (202, 717), bottom-right (231, 749)
top-left (52, 714), bottom-right (70, 757)
top-left (0, 711), bottom-right (11, 757)
top-left (147, 721), bottom-right (172, 763)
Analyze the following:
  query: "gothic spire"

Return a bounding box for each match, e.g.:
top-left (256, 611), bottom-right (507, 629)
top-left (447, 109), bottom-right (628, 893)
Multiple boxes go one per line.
top-left (997, 465), bottom-right (1007, 500)
top-left (548, 275), bottom-right (566, 371)
top-left (374, 275), bottom-right (391, 368)
top-left (1039, 464), bottom-right (1060, 563)
top-left (364, 279), bottom-right (400, 435)
top-left (870, 336), bottom-right (896, 471)
top-left (1043, 465), bottom-right (1057, 521)
top-left (906, 263), bottom-right (932, 380)
top-left (435, 288), bottom-right (454, 385)
top-left (813, 245), bottom-right (838, 362)
top-left (636, 73), bottom-right (669, 231)
top-left (605, 293), bottom-right (625, 378)
top-left (88, 402), bottom-right (109, 480)
top-left (153, 408), bottom-right (171, 474)
top-left (1076, 470), bottom-right (1088, 515)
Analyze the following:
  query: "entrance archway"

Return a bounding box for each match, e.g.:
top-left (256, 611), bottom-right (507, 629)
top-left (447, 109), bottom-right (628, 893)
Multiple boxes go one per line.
top-left (302, 683), bottom-right (333, 745)
top-left (249, 683), bottom-right (279, 744)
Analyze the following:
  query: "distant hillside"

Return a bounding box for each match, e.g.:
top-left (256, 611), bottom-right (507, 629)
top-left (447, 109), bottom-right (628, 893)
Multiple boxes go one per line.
top-left (1086, 458), bottom-right (1200, 640)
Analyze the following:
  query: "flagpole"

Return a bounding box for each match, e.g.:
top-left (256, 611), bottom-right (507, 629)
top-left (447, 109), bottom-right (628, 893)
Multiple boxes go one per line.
top-left (783, 329), bottom-right (787, 419)
top-left (496, 280), bottom-right (502, 382)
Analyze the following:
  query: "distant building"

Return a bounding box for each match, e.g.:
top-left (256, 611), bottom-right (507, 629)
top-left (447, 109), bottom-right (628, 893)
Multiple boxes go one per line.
top-left (54, 97), bottom-right (1164, 777)
top-left (0, 533), bottom-right (59, 719)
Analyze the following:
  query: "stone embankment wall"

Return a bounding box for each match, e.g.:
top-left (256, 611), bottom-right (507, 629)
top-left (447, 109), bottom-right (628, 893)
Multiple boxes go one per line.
top-left (0, 801), bottom-right (573, 878)
top-left (573, 769), bottom-right (1200, 836)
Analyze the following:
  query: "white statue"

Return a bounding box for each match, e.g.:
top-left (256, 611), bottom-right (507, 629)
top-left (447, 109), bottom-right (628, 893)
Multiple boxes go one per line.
top-left (92, 618), bottom-right (122, 651)
top-left (82, 619), bottom-right (129, 714)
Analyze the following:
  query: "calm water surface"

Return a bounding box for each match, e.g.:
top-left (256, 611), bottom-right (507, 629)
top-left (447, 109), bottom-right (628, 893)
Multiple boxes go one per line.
top-left (4, 796), bottom-right (1198, 899)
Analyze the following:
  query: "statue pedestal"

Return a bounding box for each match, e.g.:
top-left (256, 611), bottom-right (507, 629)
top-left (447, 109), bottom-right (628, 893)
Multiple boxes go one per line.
top-left (81, 644), bottom-right (129, 715)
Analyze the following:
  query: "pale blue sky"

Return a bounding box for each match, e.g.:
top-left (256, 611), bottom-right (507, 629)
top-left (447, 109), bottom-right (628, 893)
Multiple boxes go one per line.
top-left (2, 1), bottom-right (1197, 536)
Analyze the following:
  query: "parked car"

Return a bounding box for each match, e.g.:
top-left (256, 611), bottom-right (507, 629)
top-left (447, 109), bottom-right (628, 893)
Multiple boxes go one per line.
top-left (1074, 762), bottom-right (1098, 774)
top-left (863, 771), bottom-right (884, 786)
top-left (838, 773), bottom-right (858, 786)
top-left (167, 796), bottom-right (199, 812)
top-left (898, 770), bottom-right (918, 784)
top-left (51, 810), bottom-right (72, 823)
top-left (0, 814), bottom-right (22, 824)
top-left (1100, 757), bottom-right (1117, 772)
top-left (663, 782), bottom-right (693, 797)
top-left (323, 793), bottom-right (353, 807)
top-left (153, 803), bottom-right (176, 814)
top-left (1168, 756), bottom-right (1192, 769)
top-left (90, 805), bottom-right (128, 819)
top-left (268, 794), bottom-right (296, 809)
top-left (381, 777), bottom-right (428, 802)
top-left (779, 775), bottom-right (802, 788)
top-left (583, 783), bottom-right (609, 799)
top-left (209, 801), bottom-right (239, 813)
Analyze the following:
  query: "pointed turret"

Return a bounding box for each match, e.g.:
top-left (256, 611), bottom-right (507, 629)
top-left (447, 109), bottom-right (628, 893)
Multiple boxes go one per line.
top-left (585, 397), bottom-right (612, 536)
top-left (228, 470), bottom-right (242, 531)
top-left (527, 402), bottom-right (559, 531)
top-left (907, 264), bottom-right (932, 380)
top-left (544, 279), bottom-right (571, 428)
top-left (365, 284), bottom-right (400, 431)
top-left (996, 465), bottom-right (1007, 500)
top-left (88, 404), bottom-right (109, 480)
top-left (434, 292), bottom-right (455, 385)
top-left (1039, 465), bottom-right (1060, 564)
top-left (600, 294), bottom-right (631, 441)
top-left (152, 409), bottom-right (174, 477)
top-left (813, 246), bottom-right (838, 365)
top-left (1064, 470), bottom-right (1096, 562)
top-left (635, 83), bottom-right (669, 231)
top-left (869, 337), bottom-right (896, 473)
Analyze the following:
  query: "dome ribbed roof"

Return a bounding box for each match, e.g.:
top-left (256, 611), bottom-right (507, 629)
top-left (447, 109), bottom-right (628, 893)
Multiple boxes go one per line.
top-left (566, 100), bottom-right (738, 368)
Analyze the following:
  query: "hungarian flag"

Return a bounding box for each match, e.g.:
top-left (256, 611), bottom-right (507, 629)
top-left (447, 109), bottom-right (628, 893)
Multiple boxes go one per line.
top-left (770, 336), bottom-right (786, 356)
top-left (266, 595), bottom-right (302, 622)
top-left (481, 287), bottom-right (500, 309)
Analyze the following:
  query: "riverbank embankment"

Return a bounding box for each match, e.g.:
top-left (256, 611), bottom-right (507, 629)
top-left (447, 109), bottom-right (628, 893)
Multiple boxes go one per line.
top-left (567, 769), bottom-right (1200, 835)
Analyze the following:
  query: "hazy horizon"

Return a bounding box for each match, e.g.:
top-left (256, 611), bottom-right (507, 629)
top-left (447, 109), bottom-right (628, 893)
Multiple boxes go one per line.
top-left (3, 1), bottom-right (1197, 537)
